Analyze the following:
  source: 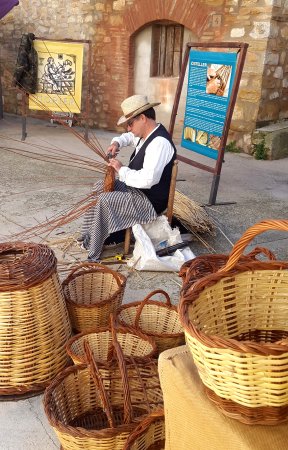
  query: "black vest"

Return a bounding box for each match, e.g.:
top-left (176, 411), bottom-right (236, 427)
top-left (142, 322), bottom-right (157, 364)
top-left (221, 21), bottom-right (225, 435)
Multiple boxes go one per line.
top-left (128, 124), bottom-right (176, 214)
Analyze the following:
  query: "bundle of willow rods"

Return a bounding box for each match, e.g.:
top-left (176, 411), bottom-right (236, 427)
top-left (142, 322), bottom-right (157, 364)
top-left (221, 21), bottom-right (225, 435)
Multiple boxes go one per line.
top-left (173, 190), bottom-right (215, 235)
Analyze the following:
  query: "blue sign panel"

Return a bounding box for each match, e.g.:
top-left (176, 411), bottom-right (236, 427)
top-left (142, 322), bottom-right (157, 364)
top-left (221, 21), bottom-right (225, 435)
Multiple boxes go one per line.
top-left (181, 50), bottom-right (237, 159)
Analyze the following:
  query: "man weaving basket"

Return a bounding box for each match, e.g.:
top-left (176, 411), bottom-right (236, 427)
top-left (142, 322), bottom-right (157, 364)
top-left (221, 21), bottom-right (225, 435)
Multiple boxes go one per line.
top-left (80, 94), bottom-right (177, 262)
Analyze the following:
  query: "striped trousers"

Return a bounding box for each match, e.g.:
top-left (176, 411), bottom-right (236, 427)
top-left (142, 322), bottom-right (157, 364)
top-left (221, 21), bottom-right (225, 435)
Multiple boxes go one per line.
top-left (81, 180), bottom-right (157, 260)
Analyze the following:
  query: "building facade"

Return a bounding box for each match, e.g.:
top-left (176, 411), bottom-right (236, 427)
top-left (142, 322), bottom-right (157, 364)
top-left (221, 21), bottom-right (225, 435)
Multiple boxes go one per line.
top-left (0, 0), bottom-right (287, 152)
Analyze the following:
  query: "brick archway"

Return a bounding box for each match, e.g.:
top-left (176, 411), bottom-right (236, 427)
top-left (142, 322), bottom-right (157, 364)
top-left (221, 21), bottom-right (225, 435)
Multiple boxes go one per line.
top-left (103, 0), bottom-right (211, 128)
top-left (124, 0), bottom-right (210, 37)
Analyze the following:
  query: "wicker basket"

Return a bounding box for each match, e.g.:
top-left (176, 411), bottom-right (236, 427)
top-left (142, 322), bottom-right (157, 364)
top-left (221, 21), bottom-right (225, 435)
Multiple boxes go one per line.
top-left (179, 246), bottom-right (276, 291)
top-left (44, 333), bottom-right (163, 450)
top-left (123, 410), bottom-right (165, 450)
top-left (62, 262), bottom-right (126, 332)
top-left (44, 364), bottom-right (144, 450)
top-left (116, 290), bottom-right (185, 355)
top-left (66, 322), bottom-right (157, 364)
top-left (0, 242), bottom-right (71, 395)
top-left (179, 220), bottom-right (288, 425)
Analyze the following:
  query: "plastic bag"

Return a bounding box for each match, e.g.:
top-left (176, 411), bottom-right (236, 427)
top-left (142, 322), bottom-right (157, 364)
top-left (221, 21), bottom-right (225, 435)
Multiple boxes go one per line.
top-left (127, 216), bottom-right (195, 272)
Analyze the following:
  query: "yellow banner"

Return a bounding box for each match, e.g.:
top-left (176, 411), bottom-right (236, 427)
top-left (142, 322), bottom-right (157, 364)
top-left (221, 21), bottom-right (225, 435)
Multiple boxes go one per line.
top-left (29, 40), bottom-right (84, 113)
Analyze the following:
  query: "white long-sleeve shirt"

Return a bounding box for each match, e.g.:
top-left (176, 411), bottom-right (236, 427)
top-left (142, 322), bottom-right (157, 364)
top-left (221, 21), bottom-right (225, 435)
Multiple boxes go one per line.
top-left (111, 125), bottom-right (174, 189)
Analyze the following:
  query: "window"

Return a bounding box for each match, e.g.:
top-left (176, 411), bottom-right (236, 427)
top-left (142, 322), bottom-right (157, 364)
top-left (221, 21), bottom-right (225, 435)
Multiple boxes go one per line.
top-left (151, 23), bottom-right (184, 77)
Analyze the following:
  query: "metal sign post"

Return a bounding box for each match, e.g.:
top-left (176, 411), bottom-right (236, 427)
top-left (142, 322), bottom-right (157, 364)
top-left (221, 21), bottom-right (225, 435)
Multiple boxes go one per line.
top-left (169, 42), bottom-right (248, 205)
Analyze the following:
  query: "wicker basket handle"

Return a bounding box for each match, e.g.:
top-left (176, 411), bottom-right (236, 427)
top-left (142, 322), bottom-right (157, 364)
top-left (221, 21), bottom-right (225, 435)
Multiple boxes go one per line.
top-left (246, 246), bottom-right (276, 261)
top-left (111, 325), bottom-right (133, 424)
top-left (123, 409), bottom-right (164, 450)
top-left (134, 290), bottom-right (172, 329)
top-left (219, 220), bottom-right (288, 273)
top-left (65, 262), bottom-right (123, 288)
top-left (107, 314), bottom-right (120, 361)
top-left (83, 340), bottom-right (116, 428)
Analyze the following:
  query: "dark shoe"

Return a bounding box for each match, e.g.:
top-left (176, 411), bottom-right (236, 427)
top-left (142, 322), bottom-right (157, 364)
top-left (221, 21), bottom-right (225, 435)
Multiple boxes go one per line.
top-left (87, 257), bottom-right (101, 263)
top-left (103, 230), bottom-right (126, 247)
top-left (103, 241), bottom-right (124, 250)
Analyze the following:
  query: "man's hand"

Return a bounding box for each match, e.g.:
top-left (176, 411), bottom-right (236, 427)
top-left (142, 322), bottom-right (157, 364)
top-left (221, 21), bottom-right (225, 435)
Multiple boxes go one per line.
top-left (109, 158), bottom-right (123, 173)
top-left (106, 142), bottom-right (119, 157)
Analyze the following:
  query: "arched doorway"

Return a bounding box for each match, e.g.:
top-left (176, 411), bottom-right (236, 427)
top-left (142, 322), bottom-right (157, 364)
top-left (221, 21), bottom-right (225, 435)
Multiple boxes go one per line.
top-left (133, 22), bottom-right (197, 138)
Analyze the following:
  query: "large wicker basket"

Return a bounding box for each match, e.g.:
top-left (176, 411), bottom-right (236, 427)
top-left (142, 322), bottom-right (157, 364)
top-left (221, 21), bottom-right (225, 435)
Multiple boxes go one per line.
top-left (66, 322), bottom-right (157, 364)
top-left (116, 290), bottom-right (185, 355)
top-left (179, 220), bottom-right (288, 425)
top-left (62, 262), bottom-right (126, 332)
top-left (0, 242), bottom-right (71, 396)
top-left (123, 410), bottom-right (165, 450)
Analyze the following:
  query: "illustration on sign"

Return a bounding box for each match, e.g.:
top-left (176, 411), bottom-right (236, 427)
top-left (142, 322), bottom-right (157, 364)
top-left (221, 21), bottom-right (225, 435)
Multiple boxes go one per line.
top-left (181, 50), bottom-right (237, 159)
top-left (39, 56), bottom-right (75, 95)
top-left (29, 40), bottom-right (84, 113)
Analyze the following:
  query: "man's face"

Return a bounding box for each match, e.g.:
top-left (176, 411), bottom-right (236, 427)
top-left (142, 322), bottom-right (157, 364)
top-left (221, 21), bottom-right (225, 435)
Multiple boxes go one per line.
top-left (126, 114), bottom-right (144, 137)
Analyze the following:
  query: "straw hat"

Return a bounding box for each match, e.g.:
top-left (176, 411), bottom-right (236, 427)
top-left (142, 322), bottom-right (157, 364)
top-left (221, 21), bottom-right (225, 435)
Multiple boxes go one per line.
top-left (117, 94), bottom-right (161, 126)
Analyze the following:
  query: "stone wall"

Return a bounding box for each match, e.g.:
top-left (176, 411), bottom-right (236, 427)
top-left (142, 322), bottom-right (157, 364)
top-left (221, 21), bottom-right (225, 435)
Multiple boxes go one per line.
top-left (0, 0), bottom-right (287, 153)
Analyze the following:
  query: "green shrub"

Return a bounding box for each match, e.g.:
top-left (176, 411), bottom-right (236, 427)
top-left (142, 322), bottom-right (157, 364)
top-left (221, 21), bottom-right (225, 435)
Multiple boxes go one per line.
top-left (225, 140), bottom-right (241, 153)
top-left (252, 137), bottom-right (268, 160)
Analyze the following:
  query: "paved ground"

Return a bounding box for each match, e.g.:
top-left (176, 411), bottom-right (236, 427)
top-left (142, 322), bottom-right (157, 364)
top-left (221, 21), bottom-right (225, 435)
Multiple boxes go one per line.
top-left (0, 114), bottom-right (288, 449)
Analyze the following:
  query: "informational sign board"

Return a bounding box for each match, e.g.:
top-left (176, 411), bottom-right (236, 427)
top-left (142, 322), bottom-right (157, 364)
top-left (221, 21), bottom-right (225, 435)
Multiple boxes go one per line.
top-left (29, 40), bottom-right (84, 113)
top-left (169, 42), bottom-right (248, 204)
top-left (181, 50), bottom-right (237, 160)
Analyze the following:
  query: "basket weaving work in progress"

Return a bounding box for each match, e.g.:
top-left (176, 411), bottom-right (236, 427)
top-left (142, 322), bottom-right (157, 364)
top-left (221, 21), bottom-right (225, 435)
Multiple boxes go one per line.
top-left (103, 165), bottom-right (116, 192)
top-left (66, 324), bottom-right (157, 365)
top-left (62, 262), bottom-right (126, 332)
top-left (0, 242), bottom-right (71, 395)
top-left (116, 290), bottom-right (185, 355)
top-left (179, 220), bottom-right (288, 425)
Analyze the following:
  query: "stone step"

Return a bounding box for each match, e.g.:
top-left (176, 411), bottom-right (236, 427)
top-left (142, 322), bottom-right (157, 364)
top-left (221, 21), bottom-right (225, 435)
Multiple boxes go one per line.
top-left (252, 121), bottom-right (288, 160)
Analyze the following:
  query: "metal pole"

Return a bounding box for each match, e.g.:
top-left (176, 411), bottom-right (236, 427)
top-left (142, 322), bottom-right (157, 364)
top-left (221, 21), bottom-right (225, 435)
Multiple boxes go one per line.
top-left (21, 92), bottom-right (28, 141)
top-left (209, 43), bottom-right (249, 204)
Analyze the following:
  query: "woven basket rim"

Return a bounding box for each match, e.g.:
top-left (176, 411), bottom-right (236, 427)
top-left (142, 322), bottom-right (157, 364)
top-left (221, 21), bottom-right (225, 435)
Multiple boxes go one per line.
top-left (62, 269), bottom-right (126, 308)
top-left (43, 364), bottom-right (142, 439)
top-left (62, 264), bottom-right (126, 285)
top-left (179, 249), bottom-right (275, 286)
top-left (0, 241), bottom-right (57, 291)
top-left (65, 326), bottom-right (157, 361)
top-left (179, 260), bottom-right (288, 356)
top-left (116, 300), bottom-right (183, 339)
